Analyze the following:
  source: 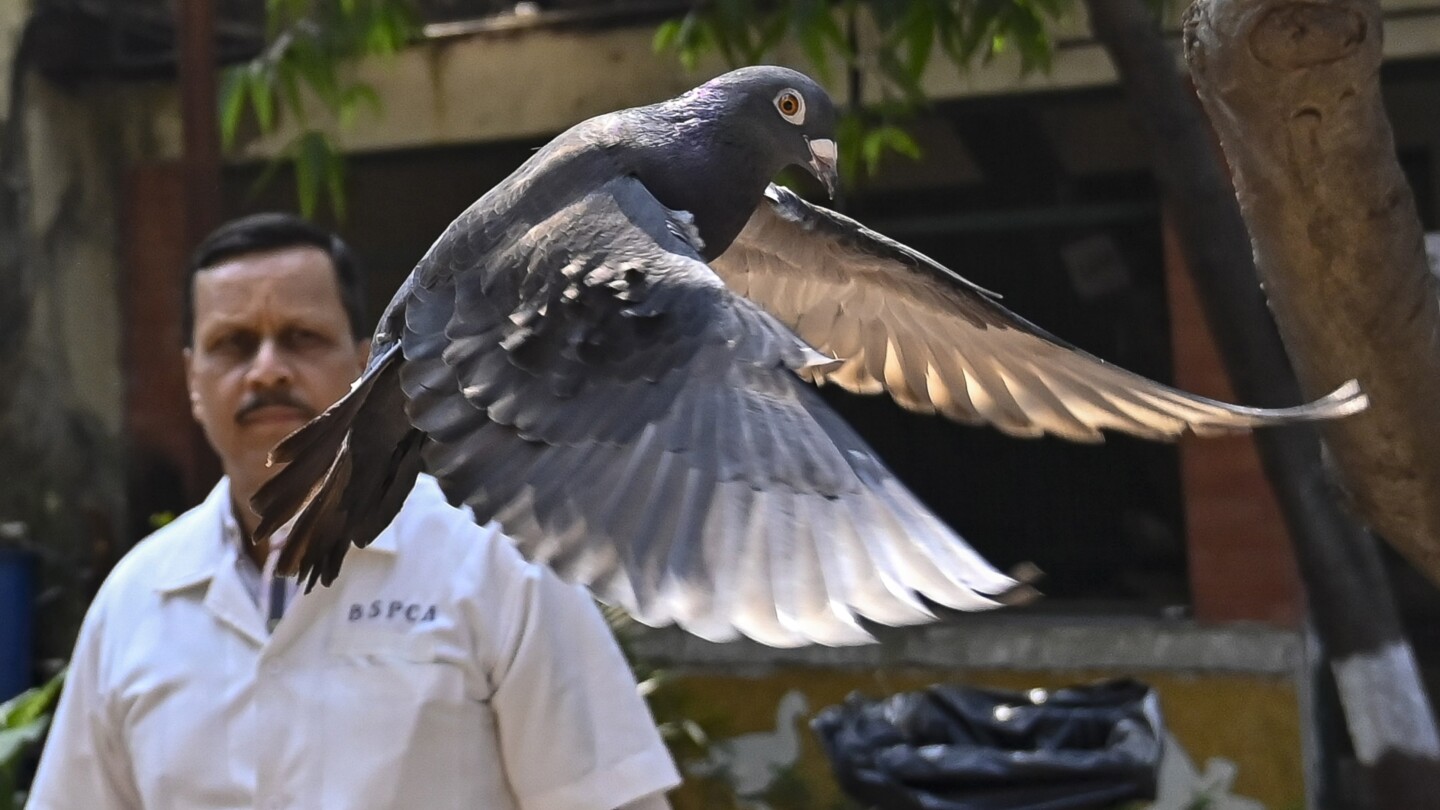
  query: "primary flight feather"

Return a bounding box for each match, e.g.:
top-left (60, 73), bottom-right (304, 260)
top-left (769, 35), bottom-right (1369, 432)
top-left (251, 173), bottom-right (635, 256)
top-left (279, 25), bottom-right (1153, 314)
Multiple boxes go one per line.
top-left (253, 66), bottom-right (1366, 647)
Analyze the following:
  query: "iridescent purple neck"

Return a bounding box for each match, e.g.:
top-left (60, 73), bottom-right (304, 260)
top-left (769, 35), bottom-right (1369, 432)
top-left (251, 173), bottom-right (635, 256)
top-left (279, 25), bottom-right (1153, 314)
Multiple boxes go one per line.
top-left (624, 103), bottom-right (776, 259)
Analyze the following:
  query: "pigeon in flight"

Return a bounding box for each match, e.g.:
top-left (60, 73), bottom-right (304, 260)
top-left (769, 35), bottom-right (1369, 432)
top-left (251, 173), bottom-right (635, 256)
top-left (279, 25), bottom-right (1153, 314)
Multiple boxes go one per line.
top-left (253, 66), bottom-right (1366, 647)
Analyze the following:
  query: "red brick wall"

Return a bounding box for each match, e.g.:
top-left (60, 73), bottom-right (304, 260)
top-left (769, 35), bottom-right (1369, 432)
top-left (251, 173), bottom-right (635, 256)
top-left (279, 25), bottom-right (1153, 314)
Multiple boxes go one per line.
top-left (1164, 213), bottom-right (1303, 625)
top-left (121, 162), bottom-right (219, 519)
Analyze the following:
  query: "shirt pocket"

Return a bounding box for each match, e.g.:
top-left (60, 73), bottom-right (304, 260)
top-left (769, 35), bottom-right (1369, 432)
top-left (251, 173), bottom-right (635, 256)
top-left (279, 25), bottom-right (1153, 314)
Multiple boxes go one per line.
top-left (328, 629), bottom-right (439, 661)
top-left (316, 631), bottom-right (514, 810)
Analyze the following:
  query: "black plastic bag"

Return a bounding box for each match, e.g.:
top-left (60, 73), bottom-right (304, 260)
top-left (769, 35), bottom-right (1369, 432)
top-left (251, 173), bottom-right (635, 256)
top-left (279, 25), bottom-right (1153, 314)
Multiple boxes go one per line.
top-left (811, 679), bottom-right (1165, 810)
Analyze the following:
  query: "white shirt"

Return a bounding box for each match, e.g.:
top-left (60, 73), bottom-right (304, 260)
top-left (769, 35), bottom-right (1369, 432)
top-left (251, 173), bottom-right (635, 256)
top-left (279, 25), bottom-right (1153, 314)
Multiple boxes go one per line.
top-left (28, 475), bottom-right (680, 810)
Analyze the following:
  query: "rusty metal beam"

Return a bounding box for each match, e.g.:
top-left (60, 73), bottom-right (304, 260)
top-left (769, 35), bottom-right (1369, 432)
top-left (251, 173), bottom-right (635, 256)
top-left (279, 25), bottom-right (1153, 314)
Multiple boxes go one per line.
top-left (174, 0), bottom-right (223, 499)
top-left (176, 0), bottom-right (221, 250)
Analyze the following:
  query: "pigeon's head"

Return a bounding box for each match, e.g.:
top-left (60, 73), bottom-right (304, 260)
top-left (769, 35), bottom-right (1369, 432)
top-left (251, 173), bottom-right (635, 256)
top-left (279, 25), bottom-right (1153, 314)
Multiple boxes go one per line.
top-left (687, 66), bottom-right (840, 197)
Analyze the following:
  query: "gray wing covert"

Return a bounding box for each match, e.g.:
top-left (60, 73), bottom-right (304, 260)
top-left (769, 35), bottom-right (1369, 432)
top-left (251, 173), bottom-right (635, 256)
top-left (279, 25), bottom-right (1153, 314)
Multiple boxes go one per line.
top-left (711, 185), bottom-right (1368, 442)
top-left (396, 175), bottom-right (1019, 646)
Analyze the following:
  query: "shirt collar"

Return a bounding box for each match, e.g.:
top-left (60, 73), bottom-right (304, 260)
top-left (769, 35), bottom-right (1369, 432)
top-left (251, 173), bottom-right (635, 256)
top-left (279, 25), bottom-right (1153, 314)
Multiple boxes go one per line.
top-left (152, 475), bottom-right (403, 596)
top-left (152, 479), bottom-right (234, 595)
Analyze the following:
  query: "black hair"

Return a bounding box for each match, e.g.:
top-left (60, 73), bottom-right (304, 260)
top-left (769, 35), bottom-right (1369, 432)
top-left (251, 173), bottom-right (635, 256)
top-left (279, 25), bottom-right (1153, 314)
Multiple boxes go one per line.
top-left (183, 212), bottom-right (367, 346)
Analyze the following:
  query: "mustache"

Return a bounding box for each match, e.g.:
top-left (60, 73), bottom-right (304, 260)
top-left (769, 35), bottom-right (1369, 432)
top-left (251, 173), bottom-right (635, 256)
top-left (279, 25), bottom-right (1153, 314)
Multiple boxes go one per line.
top-left (234, 389), bottom-right (316, 424)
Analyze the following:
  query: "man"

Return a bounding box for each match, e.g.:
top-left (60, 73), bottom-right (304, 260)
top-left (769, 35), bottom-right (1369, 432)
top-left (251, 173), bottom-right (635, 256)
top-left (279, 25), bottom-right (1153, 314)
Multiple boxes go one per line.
top-left (29, 213), bottom-right (681, 810)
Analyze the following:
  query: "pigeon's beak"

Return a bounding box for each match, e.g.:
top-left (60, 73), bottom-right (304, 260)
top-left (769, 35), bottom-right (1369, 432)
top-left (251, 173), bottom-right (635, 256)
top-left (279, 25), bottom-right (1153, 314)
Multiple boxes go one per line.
top-left (806, 138), bottom-right (839, 199)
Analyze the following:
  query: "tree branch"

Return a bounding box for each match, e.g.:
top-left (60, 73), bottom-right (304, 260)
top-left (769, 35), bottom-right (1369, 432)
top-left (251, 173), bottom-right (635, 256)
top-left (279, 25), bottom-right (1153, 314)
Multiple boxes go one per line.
top-left (1082, 0), bottom-right (1440, 802)
top-left (1183, 0), bottom-right (1440, 586)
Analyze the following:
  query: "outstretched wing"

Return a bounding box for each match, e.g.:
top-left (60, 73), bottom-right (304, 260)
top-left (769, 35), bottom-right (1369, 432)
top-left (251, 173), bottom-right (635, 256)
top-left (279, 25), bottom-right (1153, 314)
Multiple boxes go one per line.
top-left (396, 174), bottom-right (1021, 646)
top-left (711, 185), bottom-right (1367, 442)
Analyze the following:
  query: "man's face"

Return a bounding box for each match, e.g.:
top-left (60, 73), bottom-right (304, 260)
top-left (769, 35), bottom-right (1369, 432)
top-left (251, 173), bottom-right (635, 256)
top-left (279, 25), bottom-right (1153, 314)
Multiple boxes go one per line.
top-left (185, 246), bottom-right (367, 495)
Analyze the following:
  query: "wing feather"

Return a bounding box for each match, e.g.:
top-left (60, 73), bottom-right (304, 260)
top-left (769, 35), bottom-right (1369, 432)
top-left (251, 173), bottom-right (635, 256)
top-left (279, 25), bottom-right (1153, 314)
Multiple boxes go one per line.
top-left (387, 174), bottom-right (1018, 645)
top-left (711, 184), bottom-right (1368, 440)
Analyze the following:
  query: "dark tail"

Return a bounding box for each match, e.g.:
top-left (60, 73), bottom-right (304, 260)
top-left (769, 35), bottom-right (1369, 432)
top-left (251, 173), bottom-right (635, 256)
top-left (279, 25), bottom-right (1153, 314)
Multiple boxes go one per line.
top-left (252, 343), bottom-right (426, 590)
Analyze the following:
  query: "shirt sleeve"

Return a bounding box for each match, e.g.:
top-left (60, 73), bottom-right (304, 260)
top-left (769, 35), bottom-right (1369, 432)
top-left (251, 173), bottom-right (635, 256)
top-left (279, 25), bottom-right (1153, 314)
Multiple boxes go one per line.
top-left (26, 595), bottom-right (143, 810)
top-left (474, 536), bottom-right (681, 810)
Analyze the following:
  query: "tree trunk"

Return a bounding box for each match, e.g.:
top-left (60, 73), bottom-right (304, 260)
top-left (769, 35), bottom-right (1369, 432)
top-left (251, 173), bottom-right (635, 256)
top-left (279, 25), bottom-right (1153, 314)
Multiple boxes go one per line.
top-left (1081, 0), bottom-right (1440, 803)
top-left (1182, 0), bottom-right (1440, 586)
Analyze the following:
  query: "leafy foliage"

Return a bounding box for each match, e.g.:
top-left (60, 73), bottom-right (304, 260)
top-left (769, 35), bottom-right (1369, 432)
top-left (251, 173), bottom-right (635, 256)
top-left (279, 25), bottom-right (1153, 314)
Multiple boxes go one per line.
top-left (655, 0), bottom-right (1074, 179)
top-left (1, 669), bottom-right (64, 810)
top-left (221, 0), bottom-right (1085, 213)
top-left (218, 0), bottom-right (418, 219)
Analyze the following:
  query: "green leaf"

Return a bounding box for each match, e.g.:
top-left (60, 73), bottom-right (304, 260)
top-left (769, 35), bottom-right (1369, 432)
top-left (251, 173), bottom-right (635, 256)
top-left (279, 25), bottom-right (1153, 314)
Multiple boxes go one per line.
top-left (366, 10), bottom-right (406, 55)
top-left (705, 16), bottom-right (741, 67)
top-left (903, 2), bottom-right (936, 80)
top-left (247, 151), bottom-right (287, 205)
top-left (798, 24), bottom-right (830, 79)
top-left (674, 13), bottom-right (705, 70)
top-left (876, 124), bottom-right (923, 160)
top-left (326, 141), bottom-right (348, 221)
top-left (248, 65), bottom-right (276, 132)
top-left (818, 5), bottom-right (853, 56)
top-left (958, 0), bottom-right (1006, 63)
top-left (0, 718), bottom-right (49, 768)
top-left (1, 669), bottom-right (64, 730)
top-left (756, 12), bottom-right (790, 57)
top-left (1008, 4), bottom-right (1054, 72)
top-left (836, 111), bottom-right (866, 182)
top-left (715, 0), bottom-right (759, 62)
top-left (264, 0), bottom-right (286, 37)
top-left (293, 133), bottom-right (324, 219)
top-left (876, 48), bottom-right (927, 106)
top-left (218, 67), bottom-right (248, 149)
top-left (385, 0), bottom-right (422, 47)
top-left (338, 83), bottom-right (383, 129)
top-left (835, 111), bottom-right (923, 179)
top-left (311, 63), bottom-right (343, 109)
top-left (861, 130), bottom-right (885, 173)
top-left (653, 19), bottom-right (682, 53)
top-left (224, 0), bottom-right (414, 222)
top-left (279, 69), bottom-right (305, 127)
top-left (869, 0), bottom-right (902, 29)
top-left (1, 670), bottom-right (64, 804)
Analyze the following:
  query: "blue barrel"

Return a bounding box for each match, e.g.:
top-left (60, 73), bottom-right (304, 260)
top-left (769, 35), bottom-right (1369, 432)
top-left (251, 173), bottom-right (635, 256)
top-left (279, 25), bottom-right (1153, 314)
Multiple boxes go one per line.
top-left (0, 547), bottom-right (34, 702)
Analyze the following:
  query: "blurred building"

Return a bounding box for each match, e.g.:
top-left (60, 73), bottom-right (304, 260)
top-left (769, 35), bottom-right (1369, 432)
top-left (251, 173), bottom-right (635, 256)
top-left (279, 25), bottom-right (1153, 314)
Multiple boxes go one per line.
top-left (6, 0), bottom-right (1440, 806)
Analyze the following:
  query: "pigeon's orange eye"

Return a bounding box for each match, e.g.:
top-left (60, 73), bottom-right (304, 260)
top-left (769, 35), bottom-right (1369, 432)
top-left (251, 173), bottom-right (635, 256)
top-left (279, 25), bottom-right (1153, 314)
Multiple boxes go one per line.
top-left (774, 90), bottom-right (805, 124)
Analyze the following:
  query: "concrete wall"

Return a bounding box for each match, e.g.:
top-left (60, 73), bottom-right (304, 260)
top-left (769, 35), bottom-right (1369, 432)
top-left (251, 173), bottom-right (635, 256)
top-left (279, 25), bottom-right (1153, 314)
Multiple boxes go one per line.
top-left (632, 617), bottom-right (1311, 809)
top-left (112, 0), bottom-right (1440, 166)
top-left (0, 1), bottom-right (128, 663)
top-left (0, 0), bottom-right (24, 114)
top-left (22, 80), bottom-right (127, 437)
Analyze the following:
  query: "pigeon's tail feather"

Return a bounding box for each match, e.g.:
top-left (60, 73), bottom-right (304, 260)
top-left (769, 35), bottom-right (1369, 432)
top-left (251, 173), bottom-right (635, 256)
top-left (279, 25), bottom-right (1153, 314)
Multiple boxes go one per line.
top-left (253, 344), bottom-right (425, 590)
top-left (250, 386), bottom-right (369, 546)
